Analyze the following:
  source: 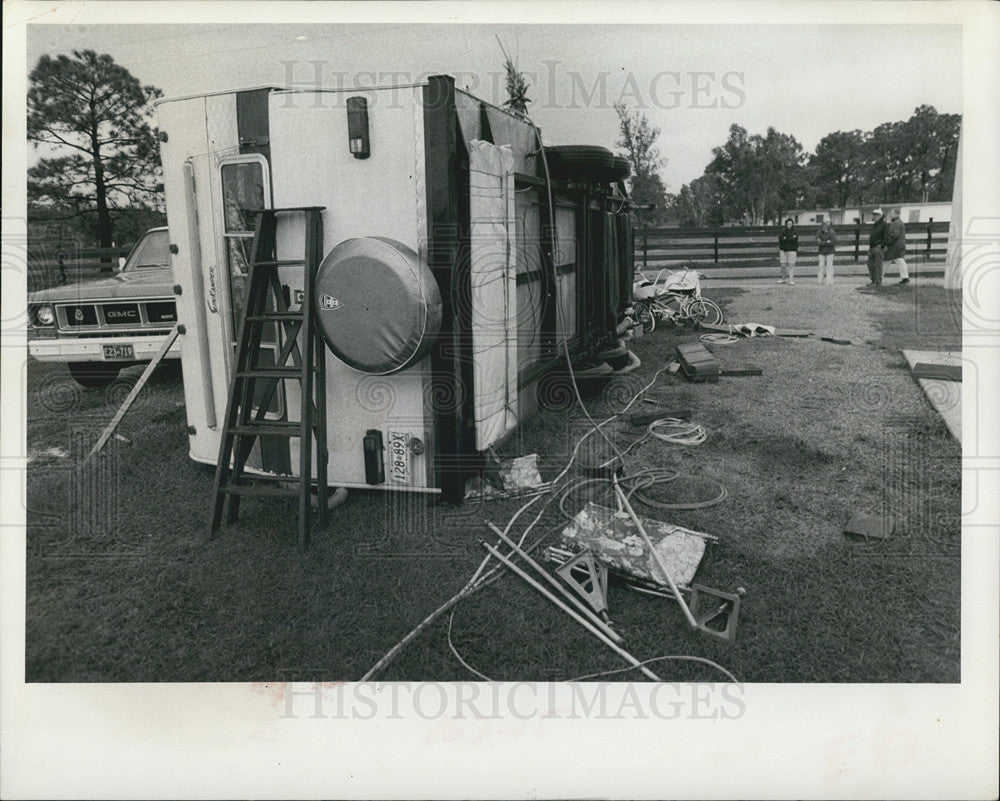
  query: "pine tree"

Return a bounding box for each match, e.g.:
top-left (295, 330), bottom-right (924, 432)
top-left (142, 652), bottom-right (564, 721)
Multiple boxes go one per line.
top-left (28, 50), bottom-right (163, 264)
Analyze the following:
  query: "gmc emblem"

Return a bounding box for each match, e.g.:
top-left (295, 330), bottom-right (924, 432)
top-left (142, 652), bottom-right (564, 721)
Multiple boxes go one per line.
top-left (107, 310), bottom-right (137, 318)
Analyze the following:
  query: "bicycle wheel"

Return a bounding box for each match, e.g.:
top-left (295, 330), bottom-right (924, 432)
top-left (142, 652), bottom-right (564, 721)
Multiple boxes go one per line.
top-left (655, 294), bottom-right (685, 327)
top-left (637, 302), bottom-right (656, 333)
top-left (687, 297), bottom-right (724, 326)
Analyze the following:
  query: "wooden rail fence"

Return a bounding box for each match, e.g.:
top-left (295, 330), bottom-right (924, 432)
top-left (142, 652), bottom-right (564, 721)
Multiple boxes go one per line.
top-left (26, 243), bottom-right (134, 293)
top-left (634, 221), bottom-right (950, 269)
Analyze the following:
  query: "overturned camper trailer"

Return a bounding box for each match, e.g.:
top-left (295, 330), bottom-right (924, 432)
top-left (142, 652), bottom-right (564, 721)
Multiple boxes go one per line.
top-left (157, 75), bottom-right (634, 502)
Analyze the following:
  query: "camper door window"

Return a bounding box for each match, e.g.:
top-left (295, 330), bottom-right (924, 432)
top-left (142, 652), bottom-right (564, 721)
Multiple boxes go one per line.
top-left (218, 157), bottom-right (282, 418)
top-left (221, 160), bottom-right (266, 333)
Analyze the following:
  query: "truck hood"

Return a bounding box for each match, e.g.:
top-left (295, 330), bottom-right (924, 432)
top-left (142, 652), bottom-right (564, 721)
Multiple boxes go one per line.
top-left (29, 268), bottom-right (176, 303)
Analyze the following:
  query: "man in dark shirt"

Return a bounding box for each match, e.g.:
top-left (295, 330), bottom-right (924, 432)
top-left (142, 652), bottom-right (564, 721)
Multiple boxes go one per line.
top-left (867, 208), bottom-right (888, 286)
top-left (778, 219), bottom-right (799, 285)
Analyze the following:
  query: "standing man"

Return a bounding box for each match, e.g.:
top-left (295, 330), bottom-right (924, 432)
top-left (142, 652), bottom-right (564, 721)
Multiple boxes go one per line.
top-left (816, 219), bottom-right (837, 285)
top-left (867, 208), bottom-right (888, 286)
top-left (778, 218), bottom-right (799, 285)
top-left (884, 207), bottom-right (910, 284)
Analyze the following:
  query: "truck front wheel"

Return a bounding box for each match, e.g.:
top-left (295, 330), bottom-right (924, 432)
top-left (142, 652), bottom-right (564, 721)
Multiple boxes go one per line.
top-left (68, 361), bottom-right (122, 388)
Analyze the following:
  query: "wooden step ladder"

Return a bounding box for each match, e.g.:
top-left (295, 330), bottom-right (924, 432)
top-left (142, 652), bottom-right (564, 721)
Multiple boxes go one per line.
top-left (207, 207), bottom-right (329, 548)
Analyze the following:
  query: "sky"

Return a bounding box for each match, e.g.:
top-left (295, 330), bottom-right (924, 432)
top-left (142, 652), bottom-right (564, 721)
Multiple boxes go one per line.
top-left (26, 22), bottom-right (963, 192)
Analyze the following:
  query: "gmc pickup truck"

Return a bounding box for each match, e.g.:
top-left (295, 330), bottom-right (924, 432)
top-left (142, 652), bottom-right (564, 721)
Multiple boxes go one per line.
top-left (27, 227), bottom-right (181, 387)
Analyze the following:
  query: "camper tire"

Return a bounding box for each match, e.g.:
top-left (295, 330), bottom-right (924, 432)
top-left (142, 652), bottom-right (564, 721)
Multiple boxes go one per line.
top-left (68, 361), bottom-right (122, 388)
top-left (543, 145), bottom-right (629, 183)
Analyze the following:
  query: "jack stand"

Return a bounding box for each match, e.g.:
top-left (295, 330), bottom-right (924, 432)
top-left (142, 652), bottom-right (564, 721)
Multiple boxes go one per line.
top-left (556, 550), bottom-right (610, 621)
top-left (689, 584), bottom-right (741, 643)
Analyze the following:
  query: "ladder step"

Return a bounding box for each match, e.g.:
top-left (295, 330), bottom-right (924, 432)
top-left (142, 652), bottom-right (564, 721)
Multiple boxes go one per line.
top-left (264, 206), bottom-right (326, 214)
top-left (230, 423), bottom-right (305, 436)
top-left (236, 367), bottom-right (307, 378)
top-left (245, 313), bottom-right (303, 322)
top-left (254, 259), bottom-right (305, 267)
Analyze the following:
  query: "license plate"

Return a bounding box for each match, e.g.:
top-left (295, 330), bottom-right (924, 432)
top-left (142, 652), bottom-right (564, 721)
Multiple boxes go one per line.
top-left (388, 431), bottom-right (409, 484)
top-left (102, 343), bottom-right (135, 361)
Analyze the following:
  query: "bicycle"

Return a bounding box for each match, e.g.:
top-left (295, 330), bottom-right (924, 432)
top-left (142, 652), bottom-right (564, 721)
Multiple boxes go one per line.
top-left (632, 268), bottom-right (724, 333)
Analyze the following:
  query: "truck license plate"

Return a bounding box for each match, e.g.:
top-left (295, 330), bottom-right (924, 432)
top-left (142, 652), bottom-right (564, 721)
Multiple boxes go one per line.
top-left (102, 343), bottom-right (135, 361)
top-left (388, 431), bottom-right (409, 484)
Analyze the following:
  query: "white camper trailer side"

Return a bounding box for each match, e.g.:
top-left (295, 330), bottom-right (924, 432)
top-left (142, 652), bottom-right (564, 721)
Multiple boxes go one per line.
top-left (157, 76), bottom-right (634, 502)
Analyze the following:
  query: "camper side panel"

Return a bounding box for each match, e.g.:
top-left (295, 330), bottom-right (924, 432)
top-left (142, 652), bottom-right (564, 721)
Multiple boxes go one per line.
top-left (268, 89), bottom-right (436, 491)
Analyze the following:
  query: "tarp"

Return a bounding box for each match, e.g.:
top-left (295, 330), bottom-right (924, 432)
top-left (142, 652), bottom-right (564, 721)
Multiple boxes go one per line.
top-left (468, 139), bottom-right (518, 451)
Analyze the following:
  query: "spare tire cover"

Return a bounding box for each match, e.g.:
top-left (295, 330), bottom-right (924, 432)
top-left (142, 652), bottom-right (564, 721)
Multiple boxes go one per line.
top-left (314, 237), bottom-right (442, 374)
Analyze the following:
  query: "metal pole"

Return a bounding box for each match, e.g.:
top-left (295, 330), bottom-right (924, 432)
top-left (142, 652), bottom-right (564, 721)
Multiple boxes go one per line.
top-left (487, 523), bottom-right (623, 644)
top-left (481, 541), bottom-right (663, 681)
top-left (86, 326), bottom-right (181, 461)
top-left (713, 231), bottom-right (719, 264)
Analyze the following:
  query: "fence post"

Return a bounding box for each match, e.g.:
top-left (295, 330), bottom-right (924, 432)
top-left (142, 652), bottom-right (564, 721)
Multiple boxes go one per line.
top-left (854, 220), bottom-right (861, 262)
top-left (643, 228), bottom-right (648, 270)
top-left (57, 252), bottom-right (67, 285)
top-left (926, 218), bottom-right (933, 260)
top-left (713, 231), bottom-right (719, 264)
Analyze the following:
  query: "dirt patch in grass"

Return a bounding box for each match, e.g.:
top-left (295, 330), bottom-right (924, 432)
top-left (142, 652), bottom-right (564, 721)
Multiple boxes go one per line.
top-left (24, 279), bottom-right (961, 683)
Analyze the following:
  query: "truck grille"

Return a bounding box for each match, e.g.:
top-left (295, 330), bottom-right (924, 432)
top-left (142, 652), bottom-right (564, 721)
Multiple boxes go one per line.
top-left (56, 299), bottom-right (177, 332)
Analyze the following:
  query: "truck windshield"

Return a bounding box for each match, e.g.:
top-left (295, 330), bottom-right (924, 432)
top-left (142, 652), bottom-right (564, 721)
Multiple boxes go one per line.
top-left (122, 229), bottom-right (171, 271)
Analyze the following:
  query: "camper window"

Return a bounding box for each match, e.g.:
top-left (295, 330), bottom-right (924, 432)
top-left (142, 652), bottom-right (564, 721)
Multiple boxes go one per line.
top-left (219, 159), bottom-right (267, 332)
top-left (218, 157), bottom-right (282, 418)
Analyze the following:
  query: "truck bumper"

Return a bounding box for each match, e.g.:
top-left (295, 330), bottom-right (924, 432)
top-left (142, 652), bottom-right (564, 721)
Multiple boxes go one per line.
top-left (28, 335), bottom-right (181, 363)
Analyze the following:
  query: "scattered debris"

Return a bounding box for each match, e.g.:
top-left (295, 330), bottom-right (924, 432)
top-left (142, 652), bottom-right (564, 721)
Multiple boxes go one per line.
top-left (689, 584), bottom-right (742, 642)
top-left (774, 329), bottom-right (813, 338)
top-left (480, 539), bottom-right (660, 680)
top-left (675, 342), bottom-right (720, 383)
top-left (560, 501), bottom-right (709, 591)
top-left (556, 549), bottom-right (610, 621)
top-left (487, 523), bottom-right (622, 643)
top-left (737, 323), bottom-right (775, 337)
top-left (912, 363), bottom-right (962, 382)
top-left (902, 349), bottom-right (962, 443)
top-left (820, 336), bottom-right (852, 346)
top-left (844, 512), bottom-right (896, 540)
top-left (719, 365), bottom-right (763, 377)
top-left (466, 453), bottom-right (549, 500)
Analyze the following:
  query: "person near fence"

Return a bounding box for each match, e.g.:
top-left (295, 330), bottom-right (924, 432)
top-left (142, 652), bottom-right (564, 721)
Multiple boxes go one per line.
top-left (816, 219), bottom-right (837, 285)
top-left (884, 207), bottom-right (910, 284)
top-left (866, 208), bottom-right (888, 286)
top-left (778, 218), bottom-right (799, 285)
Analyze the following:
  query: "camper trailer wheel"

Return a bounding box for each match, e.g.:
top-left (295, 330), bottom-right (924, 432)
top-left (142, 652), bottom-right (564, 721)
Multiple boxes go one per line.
top-left (68, 361), bottom-right (122, 388)
top-left (542, 145), bottom-right (623, 183)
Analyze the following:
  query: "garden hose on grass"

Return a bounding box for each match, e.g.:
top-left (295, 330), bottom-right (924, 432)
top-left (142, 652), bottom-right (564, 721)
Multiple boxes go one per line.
top-left (700, 332), bottom-right (740, 344)
top-left (647, 418), bottom-right (707, 445)
top-left (556, 465), bottom-right (726, 518)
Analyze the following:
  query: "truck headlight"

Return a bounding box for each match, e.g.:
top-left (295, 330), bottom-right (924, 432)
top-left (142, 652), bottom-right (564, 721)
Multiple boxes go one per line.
top-left (33, 305), bottom-right (56, 326)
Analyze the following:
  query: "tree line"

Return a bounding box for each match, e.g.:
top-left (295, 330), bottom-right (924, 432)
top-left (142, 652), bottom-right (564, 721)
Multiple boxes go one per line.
top-left (26, 49), bottom-right (962, 250)
top-left (666, 106), bottom-right (961, 228)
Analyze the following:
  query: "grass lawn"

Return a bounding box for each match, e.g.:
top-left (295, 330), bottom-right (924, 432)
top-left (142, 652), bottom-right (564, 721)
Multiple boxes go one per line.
top-left (24, 279), bottom-right (961, 683)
